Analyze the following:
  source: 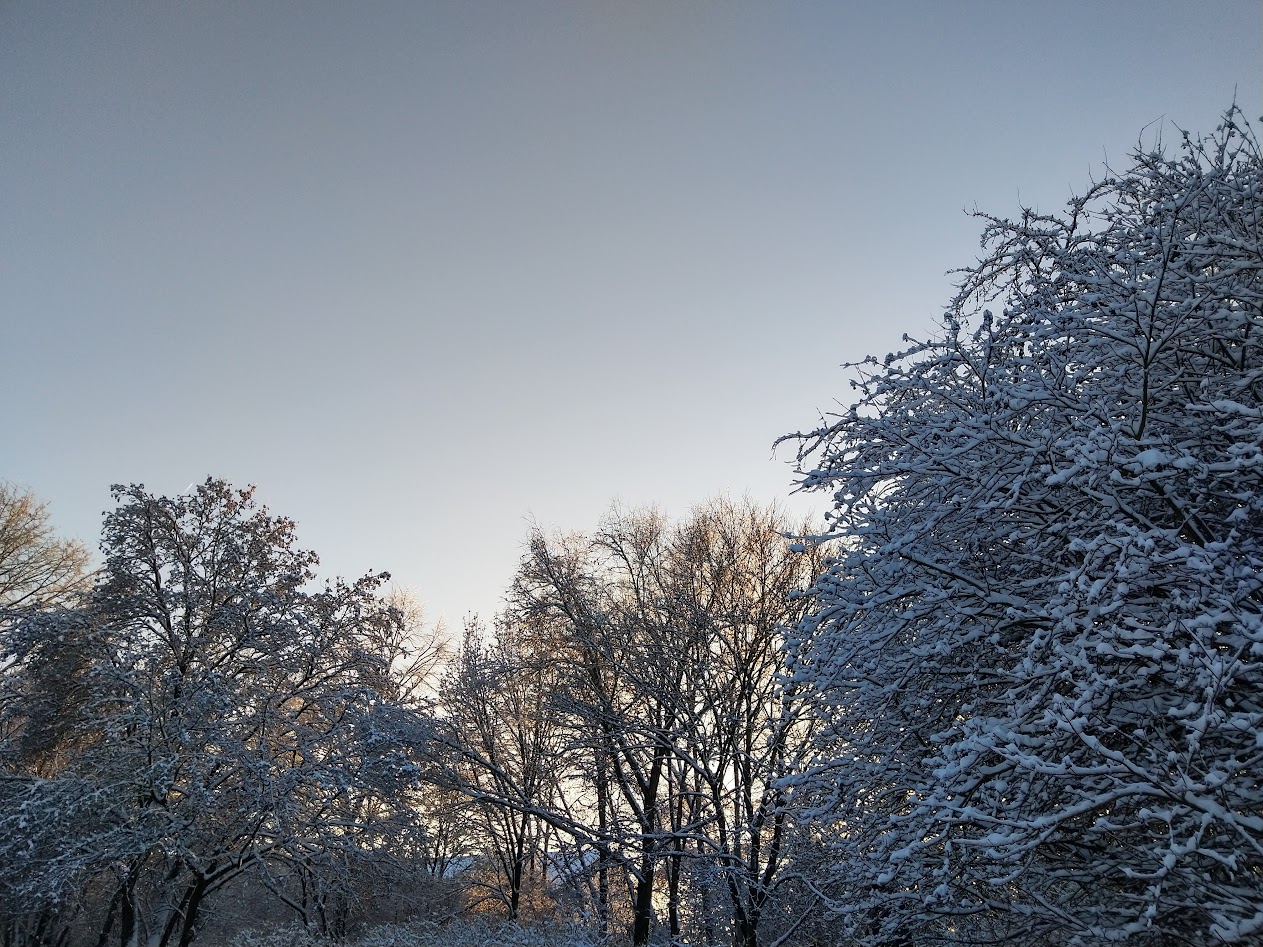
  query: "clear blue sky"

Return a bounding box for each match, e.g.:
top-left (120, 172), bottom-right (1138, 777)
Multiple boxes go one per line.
top-left (3, 1), bottom-right (1260, 628)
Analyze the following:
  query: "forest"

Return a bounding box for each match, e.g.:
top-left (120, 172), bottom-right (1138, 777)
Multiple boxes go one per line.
top-left (2, 110), bottom-right (1261, 947)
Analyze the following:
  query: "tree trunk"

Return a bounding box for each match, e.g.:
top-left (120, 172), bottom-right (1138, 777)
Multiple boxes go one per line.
top-left (594, 728), bottom-right (612, 938)
top-left (118, 883), bottom-right (136, 947)
top-left (630, 858), bottom-right (656, 947)
top-left (666, 841), bottom-right (683, 945)
top-left (173, 876), bottom-right (209, 947)
top-left (727, 877), bottom-right (759, 947)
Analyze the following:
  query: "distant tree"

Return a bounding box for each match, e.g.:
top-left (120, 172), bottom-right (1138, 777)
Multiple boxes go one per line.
top-left (439, 619), bottom-right (568, 921)
top-left (507, 499), bottom-right (828, 947)
top-left (0, 479), bottom-right (426, 947)
top-left (0, 482), bottom-right (90, 609)
top-left (655, 501), bottom-right (830, 947)
top-left (781, 107), bottom-right (1263, 944)
top-left (0, 485), bottom-right (95, 947)
top-left (375, 587), bottom-right (451, 709)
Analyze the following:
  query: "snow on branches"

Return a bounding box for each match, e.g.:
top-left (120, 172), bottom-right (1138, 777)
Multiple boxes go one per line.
top-left (782, 107), bottom-right (1263, 945)
top-left (0, 480), bottom-right (427, 947)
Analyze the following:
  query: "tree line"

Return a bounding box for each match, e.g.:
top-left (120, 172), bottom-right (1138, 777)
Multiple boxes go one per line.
top-left (3, 107), bottom-right (1261, 947)
top-left (0, 481), bottom-right (829, 947)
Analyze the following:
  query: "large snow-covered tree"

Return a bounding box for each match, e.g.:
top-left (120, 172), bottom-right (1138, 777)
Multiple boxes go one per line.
top-left (782, 108), bottom-right (1263, 945)
top-left (0, 480), bottom-right (426, 947)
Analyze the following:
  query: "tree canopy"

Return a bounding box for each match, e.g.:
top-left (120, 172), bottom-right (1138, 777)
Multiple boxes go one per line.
top-left (1, 480), bottom-right (428, 947)
top-left (781, 106), bottom-right (1263, 944)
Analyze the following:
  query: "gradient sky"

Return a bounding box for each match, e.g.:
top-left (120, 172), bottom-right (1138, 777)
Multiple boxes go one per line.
top-left (3, 2), bottom-right (1261, 629)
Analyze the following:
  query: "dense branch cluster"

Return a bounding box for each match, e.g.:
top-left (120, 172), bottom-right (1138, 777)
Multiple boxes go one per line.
top-left (438, 501), bottom-right (829, 947)
top-left (782, 107), bottom-right (1263, 944)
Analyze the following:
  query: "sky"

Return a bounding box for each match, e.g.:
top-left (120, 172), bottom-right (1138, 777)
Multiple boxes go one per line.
top-left (3, 1), bottom-right (1261, 629)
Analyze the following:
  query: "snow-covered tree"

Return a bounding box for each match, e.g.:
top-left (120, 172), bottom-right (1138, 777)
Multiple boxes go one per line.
top-left (1, 480), bottom-right (427, 947)
top-left (781, 107), bottom-right (1263, 945)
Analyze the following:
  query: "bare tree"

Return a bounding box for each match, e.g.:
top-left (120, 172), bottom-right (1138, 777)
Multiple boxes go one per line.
top-left (438, 618), bottom-right (568, 920)
top-left (0, 482), bottom-right (90, 609)
top-left (374, 586), bottom-right (452, 708)
top-left (507, 500), bottom-right (827, 947)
